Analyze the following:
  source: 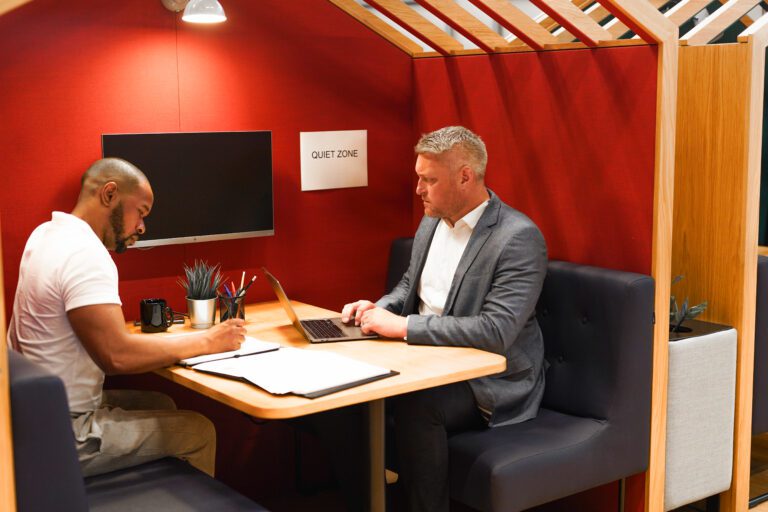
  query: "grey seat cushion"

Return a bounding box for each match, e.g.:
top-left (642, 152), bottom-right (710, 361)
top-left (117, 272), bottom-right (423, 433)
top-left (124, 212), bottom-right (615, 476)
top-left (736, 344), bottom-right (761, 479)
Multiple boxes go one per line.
top-left (449, 409), bottom-right (608, 512)
top-left (86, 457), bottom-right (268, 512)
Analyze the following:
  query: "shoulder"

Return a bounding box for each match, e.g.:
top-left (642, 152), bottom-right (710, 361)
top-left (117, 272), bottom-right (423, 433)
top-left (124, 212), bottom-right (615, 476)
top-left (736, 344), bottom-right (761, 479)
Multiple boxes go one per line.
top-left (492, 197), bottom-right (545, 244)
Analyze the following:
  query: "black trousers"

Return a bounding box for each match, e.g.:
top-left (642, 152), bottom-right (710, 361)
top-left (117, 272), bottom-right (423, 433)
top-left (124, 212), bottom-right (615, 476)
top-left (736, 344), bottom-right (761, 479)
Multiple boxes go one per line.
top-left (393, 381), bottom-right (485, 512)
top-left (297, 381), bottom-right (485, 512)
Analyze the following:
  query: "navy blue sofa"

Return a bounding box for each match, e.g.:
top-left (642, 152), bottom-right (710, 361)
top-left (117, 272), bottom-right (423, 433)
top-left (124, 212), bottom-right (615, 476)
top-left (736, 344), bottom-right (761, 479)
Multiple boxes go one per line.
top-left (8, 350), bottom-right (268, 512)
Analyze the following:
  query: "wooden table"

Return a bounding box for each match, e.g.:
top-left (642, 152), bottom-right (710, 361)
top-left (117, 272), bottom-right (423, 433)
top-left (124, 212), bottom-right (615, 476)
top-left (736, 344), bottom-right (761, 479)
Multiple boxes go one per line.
top-left (136, 301), bottom-right (506, 512)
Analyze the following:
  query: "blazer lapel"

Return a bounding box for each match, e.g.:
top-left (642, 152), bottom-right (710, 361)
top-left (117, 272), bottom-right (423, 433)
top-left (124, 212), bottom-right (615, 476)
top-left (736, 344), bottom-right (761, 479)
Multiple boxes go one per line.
top-left (403, 217), bottom-right (439, 315)
top-left (442, 193), bottom-right (501, 315)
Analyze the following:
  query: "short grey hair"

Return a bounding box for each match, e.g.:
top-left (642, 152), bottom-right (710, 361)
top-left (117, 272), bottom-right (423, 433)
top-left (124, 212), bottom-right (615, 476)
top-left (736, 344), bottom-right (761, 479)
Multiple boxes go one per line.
top-left (414, 126), bottom-right (488, 179)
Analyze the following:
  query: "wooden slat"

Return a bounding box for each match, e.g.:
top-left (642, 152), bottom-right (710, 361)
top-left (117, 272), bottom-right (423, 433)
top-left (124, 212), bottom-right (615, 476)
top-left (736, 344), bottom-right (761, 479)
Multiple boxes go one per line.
top-left (413, 0), bottom-right (513, 53)
top-left (580, 3), bottom-right (632, 40)
top-left (364, 0), bottom-right (464, 55)
top-left (467, 0), bottom-right (558, 50)
top-left (665, 0), bottom-right (711, 26)
top-left (536, 0), bottom-right (592, 33)
top-left (529, 0), bottom-right (613, 46)
top-left (681, 0), bottom-right (761, 45)
top-left (672, 42), bottom-right (761, 512)
top-left (0, 0), bottom-right (29, 16)
top-left (542, 37), bottom-right (650, 49)
top-left (597, 2), bottom-right (677, 512)
top-left (0, 215), bottom-right (16, 512)
top-left (326, 0), bottom-right (424, 56)
top-left (584, 0), bottom-right (671, 41)
top-left (738, 8), bottom-right (768, 44)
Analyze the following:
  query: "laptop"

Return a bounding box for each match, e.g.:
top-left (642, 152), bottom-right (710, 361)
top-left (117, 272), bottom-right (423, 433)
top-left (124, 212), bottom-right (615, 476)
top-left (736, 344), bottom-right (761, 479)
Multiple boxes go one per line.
top-left (262, 267), bottom-right (378, 343)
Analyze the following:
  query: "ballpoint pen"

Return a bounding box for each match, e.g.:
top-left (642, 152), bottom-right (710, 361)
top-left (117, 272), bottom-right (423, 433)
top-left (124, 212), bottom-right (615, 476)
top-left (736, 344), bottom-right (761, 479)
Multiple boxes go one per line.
top-left (236, 275), bottom-right (257, 298)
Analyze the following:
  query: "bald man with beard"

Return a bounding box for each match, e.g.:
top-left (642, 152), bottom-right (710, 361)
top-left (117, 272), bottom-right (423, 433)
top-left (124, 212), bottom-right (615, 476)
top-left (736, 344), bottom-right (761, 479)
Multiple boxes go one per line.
top-left (7, 158), bottom-right (246, 477)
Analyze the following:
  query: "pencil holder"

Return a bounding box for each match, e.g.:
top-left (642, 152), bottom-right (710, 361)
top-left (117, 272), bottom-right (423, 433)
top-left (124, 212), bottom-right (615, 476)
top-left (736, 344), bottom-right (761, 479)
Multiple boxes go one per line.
top-left (219, 294), bottom-right (245, 322)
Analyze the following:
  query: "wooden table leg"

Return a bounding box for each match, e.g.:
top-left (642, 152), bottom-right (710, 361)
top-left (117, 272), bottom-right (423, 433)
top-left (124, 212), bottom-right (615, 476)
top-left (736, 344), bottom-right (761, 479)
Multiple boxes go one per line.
top-left (369, 399), bottom-right (385, 512)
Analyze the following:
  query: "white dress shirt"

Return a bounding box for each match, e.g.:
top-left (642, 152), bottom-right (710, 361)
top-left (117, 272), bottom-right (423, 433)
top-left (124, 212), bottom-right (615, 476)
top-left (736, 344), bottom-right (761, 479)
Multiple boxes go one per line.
top-left (417, 200), bottom-right (490, 316)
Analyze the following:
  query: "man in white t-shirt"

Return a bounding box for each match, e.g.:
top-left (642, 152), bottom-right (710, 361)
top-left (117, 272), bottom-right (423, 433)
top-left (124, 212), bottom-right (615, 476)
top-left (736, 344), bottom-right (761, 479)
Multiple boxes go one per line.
top-left (7, 158), bottom-right (246, 477)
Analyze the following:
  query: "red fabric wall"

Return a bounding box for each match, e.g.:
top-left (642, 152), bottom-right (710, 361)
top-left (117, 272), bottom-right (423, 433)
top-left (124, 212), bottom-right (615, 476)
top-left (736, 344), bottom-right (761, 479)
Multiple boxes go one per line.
top-left (413, 47), bottom-right (658, 274)
top-left (0, 0), bottom-right (415, 323)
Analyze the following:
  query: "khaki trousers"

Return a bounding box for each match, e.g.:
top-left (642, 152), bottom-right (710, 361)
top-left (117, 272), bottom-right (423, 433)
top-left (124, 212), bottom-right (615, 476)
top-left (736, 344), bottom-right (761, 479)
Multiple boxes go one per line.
top-left (72, 389), bottom-right (216, 477)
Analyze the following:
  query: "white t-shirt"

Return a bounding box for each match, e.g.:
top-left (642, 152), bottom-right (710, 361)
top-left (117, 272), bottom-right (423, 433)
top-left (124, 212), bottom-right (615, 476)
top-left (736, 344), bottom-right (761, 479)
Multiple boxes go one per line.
top-left (8, 212), bottom-right (122, 414)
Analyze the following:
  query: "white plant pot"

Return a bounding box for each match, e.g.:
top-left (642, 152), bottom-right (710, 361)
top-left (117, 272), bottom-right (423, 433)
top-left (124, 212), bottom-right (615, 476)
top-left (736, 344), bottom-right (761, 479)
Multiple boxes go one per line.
top-left (187, 297), bottom-right (217, 329)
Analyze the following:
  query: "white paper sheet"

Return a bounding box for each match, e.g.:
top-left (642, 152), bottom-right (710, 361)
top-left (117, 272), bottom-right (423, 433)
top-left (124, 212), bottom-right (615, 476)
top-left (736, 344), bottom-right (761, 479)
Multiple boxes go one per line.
top-left (193, 347), bottom-right (392, 396)
top-left (178, 336), bottom-right (280, 367)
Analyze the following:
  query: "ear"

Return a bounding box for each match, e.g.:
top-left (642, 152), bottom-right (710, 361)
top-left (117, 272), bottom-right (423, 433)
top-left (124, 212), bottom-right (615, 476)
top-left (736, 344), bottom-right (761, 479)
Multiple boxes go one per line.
top-left (459, 165), bottom-right (473, 185)
top-left (100, 182), bottom-right (119, 207)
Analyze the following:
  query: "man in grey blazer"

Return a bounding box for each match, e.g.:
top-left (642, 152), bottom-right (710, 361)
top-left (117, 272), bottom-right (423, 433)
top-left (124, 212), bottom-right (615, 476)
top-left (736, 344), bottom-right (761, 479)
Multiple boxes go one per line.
top-left (343, 126), bottom-right (548, 512)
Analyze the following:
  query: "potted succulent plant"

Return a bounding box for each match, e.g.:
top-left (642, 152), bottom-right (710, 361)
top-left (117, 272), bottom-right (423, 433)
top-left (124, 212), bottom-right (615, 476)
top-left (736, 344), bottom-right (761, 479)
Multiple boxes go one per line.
top-left (178, 260), bottom-right (223, 329)
top-left (669, 274), bottom-right (708, 334)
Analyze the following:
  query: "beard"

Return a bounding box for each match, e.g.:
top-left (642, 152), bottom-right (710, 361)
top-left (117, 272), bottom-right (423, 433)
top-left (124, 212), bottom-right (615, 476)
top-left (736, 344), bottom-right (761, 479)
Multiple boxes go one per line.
top-left (109, 203), bottom-right (132, 254)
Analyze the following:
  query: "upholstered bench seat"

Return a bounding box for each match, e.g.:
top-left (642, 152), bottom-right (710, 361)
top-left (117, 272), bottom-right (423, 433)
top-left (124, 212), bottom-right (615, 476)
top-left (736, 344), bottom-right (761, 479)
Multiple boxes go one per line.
top-left (86, 457), bottom-right (268, 511)
top-left (9, 350), bottom-right (268, 512)
top-left (449, 409), bottom-right (609, 511)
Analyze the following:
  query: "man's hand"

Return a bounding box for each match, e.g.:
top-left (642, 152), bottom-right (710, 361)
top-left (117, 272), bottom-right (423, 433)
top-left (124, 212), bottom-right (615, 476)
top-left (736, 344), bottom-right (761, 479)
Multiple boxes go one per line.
top-left (341, 300), bottom-right (377, 325)
top-left (360, 307), bottom-right (407, 338)
top-left (202, 318), bottom-right (247, 353)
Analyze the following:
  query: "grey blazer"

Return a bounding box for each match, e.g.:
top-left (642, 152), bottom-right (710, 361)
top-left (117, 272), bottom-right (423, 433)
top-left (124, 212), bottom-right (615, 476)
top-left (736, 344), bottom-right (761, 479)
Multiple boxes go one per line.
top-left (376, 190), bottom-right (548, 427)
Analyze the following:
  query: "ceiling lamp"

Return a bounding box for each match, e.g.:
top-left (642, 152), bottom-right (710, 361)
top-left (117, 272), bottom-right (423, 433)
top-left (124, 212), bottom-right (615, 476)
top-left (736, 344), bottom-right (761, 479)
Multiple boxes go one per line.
top-left (161, 0), bottom-right (227, 24)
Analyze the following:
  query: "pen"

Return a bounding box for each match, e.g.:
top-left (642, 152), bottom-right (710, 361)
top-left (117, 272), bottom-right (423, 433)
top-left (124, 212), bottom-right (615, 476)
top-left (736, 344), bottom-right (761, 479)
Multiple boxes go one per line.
top-left (222, 285), bottom-right (232, 298)
top-left (240, 271), bottom-right (245, 293)
top-left (236, 275), bottom-right (257, 298)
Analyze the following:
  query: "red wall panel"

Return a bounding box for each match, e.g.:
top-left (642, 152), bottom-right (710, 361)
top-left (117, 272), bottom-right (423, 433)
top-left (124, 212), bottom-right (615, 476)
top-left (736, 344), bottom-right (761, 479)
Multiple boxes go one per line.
top-left (0, 0), bottom-right (415, 324)
top-left (413, 47), bottom-right (658, 274)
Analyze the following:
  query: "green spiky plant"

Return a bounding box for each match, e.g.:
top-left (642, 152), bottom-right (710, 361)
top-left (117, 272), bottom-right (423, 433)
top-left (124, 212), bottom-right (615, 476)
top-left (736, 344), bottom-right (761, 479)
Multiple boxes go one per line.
top-left (178, 260), bottom-right (224, 300)
top-left (670, 274), bottom-right (708, 333)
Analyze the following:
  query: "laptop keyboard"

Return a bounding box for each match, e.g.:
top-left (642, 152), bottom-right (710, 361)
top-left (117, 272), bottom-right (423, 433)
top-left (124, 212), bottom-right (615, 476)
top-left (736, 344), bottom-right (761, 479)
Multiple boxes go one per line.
top-left (301, 319), bottom-right (346, 339)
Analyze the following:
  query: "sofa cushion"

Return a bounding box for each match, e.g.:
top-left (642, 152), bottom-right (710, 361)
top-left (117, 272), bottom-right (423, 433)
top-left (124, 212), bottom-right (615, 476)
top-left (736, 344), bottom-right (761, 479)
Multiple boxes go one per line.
top-left (86, 457), bottom-right (268, 512)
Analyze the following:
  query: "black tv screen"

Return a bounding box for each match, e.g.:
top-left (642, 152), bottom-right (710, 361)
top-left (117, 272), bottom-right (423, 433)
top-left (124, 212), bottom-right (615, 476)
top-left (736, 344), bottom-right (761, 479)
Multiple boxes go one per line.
top-left (102, 131), bottom-right (274, 248)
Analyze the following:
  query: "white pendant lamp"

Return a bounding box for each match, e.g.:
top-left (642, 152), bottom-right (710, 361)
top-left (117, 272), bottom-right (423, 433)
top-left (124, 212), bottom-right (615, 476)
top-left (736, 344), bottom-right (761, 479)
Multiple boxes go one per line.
top-left (161, 0), bottom-right (227, 24)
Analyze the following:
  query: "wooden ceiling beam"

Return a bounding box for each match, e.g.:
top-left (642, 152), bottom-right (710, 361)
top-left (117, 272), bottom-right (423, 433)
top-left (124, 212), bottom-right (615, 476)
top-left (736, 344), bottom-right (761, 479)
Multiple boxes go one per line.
top-left (364, 0), bottom-right (465, 55)
top-left (666, 0), bottom-right (718, 26)
top-left (681, 0), bottom-right (761, 45)
top-left (413, 0), bottom-right (514, 52)
top-left (0, 0), bottom-right (31, 16)
top-left (738, 9), bottom-right (768, 45)
top-left (326, 0), bottom-right (425, 56)
top-left (467, 0), bottom-right (558, 50)
top-left (528, 0), bottom-right (613, 46)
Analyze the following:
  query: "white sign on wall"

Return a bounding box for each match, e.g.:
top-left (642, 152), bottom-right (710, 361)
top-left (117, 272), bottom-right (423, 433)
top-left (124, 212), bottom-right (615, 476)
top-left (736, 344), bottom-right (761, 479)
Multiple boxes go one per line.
top-left (300, 130), bottom-right (368, 191)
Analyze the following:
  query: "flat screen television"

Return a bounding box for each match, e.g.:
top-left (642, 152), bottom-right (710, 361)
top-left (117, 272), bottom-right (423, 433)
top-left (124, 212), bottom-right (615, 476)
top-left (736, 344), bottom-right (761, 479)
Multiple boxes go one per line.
top-left (102, 131), bottom-right (274, 248)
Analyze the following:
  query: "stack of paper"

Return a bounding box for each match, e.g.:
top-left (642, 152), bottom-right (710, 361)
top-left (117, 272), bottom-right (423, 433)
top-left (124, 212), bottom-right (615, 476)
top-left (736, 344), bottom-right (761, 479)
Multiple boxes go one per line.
top-left (192, 347), bottom-right (396, 398)
top-left (178, 336), bottom-right (280, 367)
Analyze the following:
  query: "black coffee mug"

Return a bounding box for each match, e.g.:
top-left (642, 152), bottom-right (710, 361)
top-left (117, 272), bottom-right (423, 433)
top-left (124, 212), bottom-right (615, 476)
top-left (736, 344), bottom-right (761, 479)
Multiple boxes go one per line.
top-left (140, 298), bottom-right (174, 333)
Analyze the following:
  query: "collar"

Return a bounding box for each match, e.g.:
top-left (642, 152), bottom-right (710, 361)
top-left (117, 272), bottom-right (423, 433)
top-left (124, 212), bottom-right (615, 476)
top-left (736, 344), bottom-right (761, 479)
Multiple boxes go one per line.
top-left (443, 199), bottom-right (490, 230)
